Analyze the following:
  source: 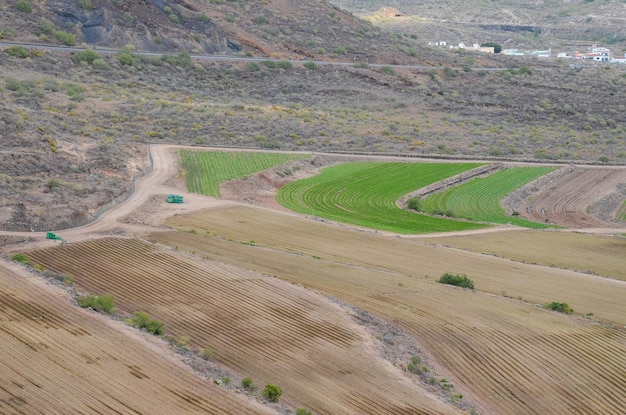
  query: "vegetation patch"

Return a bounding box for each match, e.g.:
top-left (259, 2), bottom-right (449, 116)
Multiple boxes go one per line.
top-left (77, 294), bottom-right (116, 314)
top-left (437, 273), bottom-right (475, 289)
top-left (179, 150), bottom-right (310, 196)
top-left (547, 301), bottom-right (574, 314)
top-left (262, 384), bottom-right (282, 403)
top-left (127, 311), bottom-right (164, 335)
top-left (277, 161), bottom-right (490, 233)
top-left (415, 167), bottom-right (555, 227)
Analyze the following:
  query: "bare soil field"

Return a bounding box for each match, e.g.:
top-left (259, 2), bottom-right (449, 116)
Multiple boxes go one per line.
top-left (511, 167), bottom-right (626, 228)
top-left (143, 206), bottom-right (626, 415)
top-left (428, 229), bottom-right (626, 281)
top-left (0, 261), bottom-right (275, 415)
top-left (26, 238), bottom-right (461, 415)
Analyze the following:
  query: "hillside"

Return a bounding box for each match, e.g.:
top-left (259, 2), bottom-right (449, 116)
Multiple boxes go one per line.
top-left (0, 0), bottom-right (625, 232)
top-left (330, 0), bottom-right (626, 52)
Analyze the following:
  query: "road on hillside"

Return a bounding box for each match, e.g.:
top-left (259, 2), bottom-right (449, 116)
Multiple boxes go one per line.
top-left (0, 40), bottom-right (508, 71)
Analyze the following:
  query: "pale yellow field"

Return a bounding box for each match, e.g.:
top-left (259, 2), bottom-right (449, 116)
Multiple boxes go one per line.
top-left (428, 229), bottom-right (626, 281)
top-left (142, 205), bottom-right (626, 415)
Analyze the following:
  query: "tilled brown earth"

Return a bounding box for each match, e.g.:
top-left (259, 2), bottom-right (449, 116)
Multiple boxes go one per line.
top-left (507, 166), bottom-right (626, 228)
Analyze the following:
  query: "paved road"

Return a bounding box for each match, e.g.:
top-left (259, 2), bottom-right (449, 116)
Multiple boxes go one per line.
top-left (0, 40), bottom-right (506, 71)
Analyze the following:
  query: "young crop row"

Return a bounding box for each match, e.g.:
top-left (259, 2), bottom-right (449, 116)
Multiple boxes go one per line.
top-left (179, 150), bottom-right (310, 196)
top-left (277, 161), bottom-right (489, 234)
top-left (418, 167), bottom-right (555, 228)
top-left (617, 201), bottom-right (626, 222)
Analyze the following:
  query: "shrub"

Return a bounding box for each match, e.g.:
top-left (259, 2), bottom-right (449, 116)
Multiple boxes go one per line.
top-left (16, 0), bottom-right (32, 13)
top-left (77, 294), bottom-right (116, 314)
top-left (547, 301), bottom-right (574, 314)
top-left (201, 348), bottom-right (213, 360)
top-left (169, 14), bottom-right (180, 24)
top-left (225, 13), bottom-right (235, 23)
top-left (11, 253), bottom-right (32, 265)
top-left (407, 198), bottom-right (421, 211)
top-left (47, 178), bottom-right (61, 189)
top-left (296, 409), bottom-right (312, 415)
top-left (6, 46), bottom-right (29, 58)
top-left (73, 48), bottom-right (101, 64)
top-left (353, 61), bottom-right (369, 69)
top-left (303, 61), bottom-right (317, 70)
top-left (437, 273), bottom-right (475, 289)
top-left (118, 51), bottom-right (135, 66)
top-left (177, 51), bottom-right (191, 67)
top-left (53, 30), bottom-right (76, 46)
top-left (253, 15), bottom-right (268, 24)
top-left (247, 62), bottom-right (260, 72)
top-left (220, 376), bottom-right (231, 385)
top-left (242, 378), bottom-right (253, 388)
top-left (262, 384), bottom-right (282, 402)
top-left (77, 0), bottom-right (93, 10)
top-left (380, 66), bottom-right (395, 75)
top-left (128, 311), bottom-right (164, 335)
top-left (277, 60), bottom-right (292, 70)
top-left (199, 14), bottom-right (211, 23)
top-left (262, 60), bottom-right (276, 68)
top-left (92, 58), bottom-right (109, 70)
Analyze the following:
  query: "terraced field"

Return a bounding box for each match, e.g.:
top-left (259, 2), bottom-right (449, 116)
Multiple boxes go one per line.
top-left (180, 150), bottom-right (310, 196)
top-left (517, 167), bottom-right (626, 228)
top-left (0, 261), bottom-right (274, 415)
top-left (27, 238), bottom-right (461, 415)
top-left (150, 206), bottom-right (626, 415)
top-left (276, 161), bottom-right (489, 233)
top-left (418, 167), bottom-right (555, 228)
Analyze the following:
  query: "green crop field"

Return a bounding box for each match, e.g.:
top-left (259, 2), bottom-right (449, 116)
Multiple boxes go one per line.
top-left (179, 150), bottom-right (310, 196)
top-left (617, 202), bottom-right (626, 222)
top-left (276, 161), bottom-right (491, 233)
top-left (417, 167), bottom-right (556, 228)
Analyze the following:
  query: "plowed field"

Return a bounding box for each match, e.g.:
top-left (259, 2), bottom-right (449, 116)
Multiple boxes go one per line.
top-left (147, 206), bottom-right (626, 415)
top-left (0, 261), bottom-right (274, 415)
top-left (26, 239), bottom-right (460, 415)
top-left (519, 167), bottom-right (626, 228)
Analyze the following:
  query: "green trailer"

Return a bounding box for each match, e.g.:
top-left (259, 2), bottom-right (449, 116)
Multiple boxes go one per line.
top-left (46, 232), bottom-right (62, 241)
top-left (166, 194), bottom-right (184, 203)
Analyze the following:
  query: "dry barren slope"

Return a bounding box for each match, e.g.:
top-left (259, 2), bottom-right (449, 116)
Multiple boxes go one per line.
top-left (147, 205), bottom-right (626, 415)
top-left (26, 238), bottom-right (461, 415)
top-left (0, 261), bottom-right (274, 415)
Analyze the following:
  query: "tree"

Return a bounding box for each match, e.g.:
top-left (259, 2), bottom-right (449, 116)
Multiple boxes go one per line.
top-left (481, 42), bottom-right (502, 53)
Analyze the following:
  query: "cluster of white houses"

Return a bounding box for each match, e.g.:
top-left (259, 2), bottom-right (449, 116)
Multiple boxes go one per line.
top-left (429, 41), bottom-right (626, 64)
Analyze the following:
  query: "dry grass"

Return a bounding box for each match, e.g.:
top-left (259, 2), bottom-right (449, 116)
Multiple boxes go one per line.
top-left (428, 229), bottom-right (626, 281)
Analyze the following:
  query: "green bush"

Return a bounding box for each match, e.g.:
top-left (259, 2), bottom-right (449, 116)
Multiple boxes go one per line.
top-left (199, 14), bottom-right (211, 23)
top-left (277, 60), bottom-right (292, 70)
top-left (16, 0), bottom-right (32, 13)
top-left (53, 30), bottom-right (76, 46)
top-left (437, 273), bottom-right (475, 289)
top-left (225, 13), bottom-right (235, 23)
top-left (11, 253), bottom-right (32, 265)
top-left (262, 60), bottom-right (277, 68)
top-left (128, 311), bottom-right (164, 335)
top-left (262, 384), bottom-right (282, 402)
top-left (77, 0), bottom-right (93, 10)
top-left (253, 15), bottom-right (268, 24)
top-left (77, 294), bottom-right (116, 314)
top-left (73, 49), bottom-right (101, 64)
top-left (407, 197), bottom-right (421, 211)
top-left (169, 14), bottom-right (180, 24)
top-left (118, 51), bottom-right (135, 66)
top-left (241, 377), bottom-right (253, 388)
top-left (547, 302), bottom-right (574, 314)
top-left (247, 62), bottom-right (260, 72)
top-left (303, 61), bottom-right (317, 70)
top-left (6, 46), bottom-right (29, 58)
top-left (353, 61), bottom-right (369, 69)
top-left (296, 409), bottom-right (312, 415)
